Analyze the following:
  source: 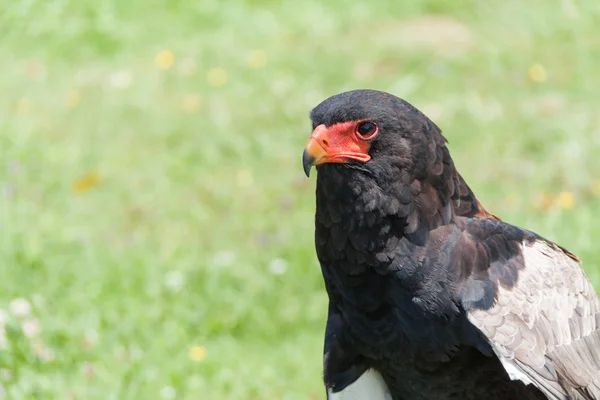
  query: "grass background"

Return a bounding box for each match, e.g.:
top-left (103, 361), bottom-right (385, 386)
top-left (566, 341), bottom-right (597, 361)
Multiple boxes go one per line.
top-left (0, 0), bottom-right (599, 398)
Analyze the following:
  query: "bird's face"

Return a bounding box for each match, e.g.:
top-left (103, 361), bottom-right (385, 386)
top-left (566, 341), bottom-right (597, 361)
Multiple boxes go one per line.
top-left (302, 89), bottom-right (440, 180)
top-left (302, 119), bottom-right (378, 177)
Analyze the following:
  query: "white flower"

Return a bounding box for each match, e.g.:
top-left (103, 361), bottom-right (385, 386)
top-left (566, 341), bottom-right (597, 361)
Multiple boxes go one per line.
top-left (9, 298), bottom-right (31, 318)
top-left (0, 329), bottom-right (7, 349)
top-left (105, 70), bottom-right (133, 89)
top-left (0, 310), bottom-right (8, 326)
top-left (32, 341), bottom-right (55, 362)
top-left (0, 369), bottom-right (12, 381)
top-left (21, 319), bottom-right (41, 338)
top-left (212, 251), bottom-right (236, 268)
top-left (160, 386), bottom-right (176, 399)
top-left (84, 329), bottom-right (99, 348)
top-left (164, 271), bottom-right (185, 292)
top-left (269, 258), bottom-right (288, 275)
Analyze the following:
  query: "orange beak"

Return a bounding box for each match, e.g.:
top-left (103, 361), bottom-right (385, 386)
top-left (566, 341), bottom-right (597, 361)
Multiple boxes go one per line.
top-left (302, 123), bottom-right (371, 177)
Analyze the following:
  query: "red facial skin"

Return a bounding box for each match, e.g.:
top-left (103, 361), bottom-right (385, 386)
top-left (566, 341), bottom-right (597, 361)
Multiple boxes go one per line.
top-left (303, 121), bottom-right (378, 168)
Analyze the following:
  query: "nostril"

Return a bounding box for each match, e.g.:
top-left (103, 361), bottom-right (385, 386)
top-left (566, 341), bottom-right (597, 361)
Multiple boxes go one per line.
top-left (322, 139), bottom-right (329, 147)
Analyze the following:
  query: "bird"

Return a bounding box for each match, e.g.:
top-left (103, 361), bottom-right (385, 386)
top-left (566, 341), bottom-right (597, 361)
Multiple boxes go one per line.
top-left (301, 89), bottom-right (600, 400)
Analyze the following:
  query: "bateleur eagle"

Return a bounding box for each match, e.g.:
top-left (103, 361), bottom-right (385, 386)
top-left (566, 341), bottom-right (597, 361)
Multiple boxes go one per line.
top-left (301, 89), bottom-right (600, 400)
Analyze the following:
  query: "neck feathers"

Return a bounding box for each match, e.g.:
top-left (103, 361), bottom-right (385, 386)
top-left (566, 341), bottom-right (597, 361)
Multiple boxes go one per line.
top-left (314, 149), bottom-right (497, 272)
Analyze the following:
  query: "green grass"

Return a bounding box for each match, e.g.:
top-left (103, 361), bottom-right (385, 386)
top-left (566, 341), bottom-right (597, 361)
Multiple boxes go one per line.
top-left (0, 0), bottom-right (599, 398)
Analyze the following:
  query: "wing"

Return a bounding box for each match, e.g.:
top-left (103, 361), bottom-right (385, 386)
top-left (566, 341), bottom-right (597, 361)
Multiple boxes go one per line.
top-left (457, 218), bottom-right (600, 399)
top-left (452, 171), bottom-right (501, 221)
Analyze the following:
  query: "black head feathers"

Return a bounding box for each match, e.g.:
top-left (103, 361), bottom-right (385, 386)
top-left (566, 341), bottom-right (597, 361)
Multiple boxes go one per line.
top-left (304, 90), bottom-right (494, 248)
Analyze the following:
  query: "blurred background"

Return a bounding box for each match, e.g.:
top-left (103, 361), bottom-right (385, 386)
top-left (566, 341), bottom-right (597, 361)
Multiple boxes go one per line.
top-left (0, 0), bottom-right (599, 398)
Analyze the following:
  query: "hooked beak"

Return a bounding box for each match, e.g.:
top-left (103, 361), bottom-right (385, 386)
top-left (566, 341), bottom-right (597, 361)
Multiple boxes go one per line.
top-left (302, 137), bottom-right (327, 177)
top-left (302, 124), bottom-right (371, 177)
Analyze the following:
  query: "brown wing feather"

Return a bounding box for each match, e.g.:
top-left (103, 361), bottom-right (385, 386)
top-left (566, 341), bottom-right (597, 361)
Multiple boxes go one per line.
top-left (468, 240), bottom-right (600, 399)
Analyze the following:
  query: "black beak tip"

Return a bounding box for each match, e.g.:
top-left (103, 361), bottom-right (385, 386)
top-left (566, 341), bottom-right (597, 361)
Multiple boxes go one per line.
top-left (302, 149), bottom-right (315, 178)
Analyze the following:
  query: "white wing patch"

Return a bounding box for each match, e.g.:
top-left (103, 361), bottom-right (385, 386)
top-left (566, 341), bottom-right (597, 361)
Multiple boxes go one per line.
top-left (496, 353), bottom-right (533, 385)
top-left (468, 239), bottom-right (600, 398)
top-left (327, 369), bottom-right (392, 400)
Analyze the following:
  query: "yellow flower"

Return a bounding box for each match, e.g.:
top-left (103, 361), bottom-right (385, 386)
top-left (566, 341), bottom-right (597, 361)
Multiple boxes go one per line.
top-left (592, 180), bottom-right (600, 196)
top-left (248, 50), bottom-right (267, 69)
top-left (26, 61), bottom-right (46, 80)
top-left (155, 50), bottom-right (175, 70)
top-left (207, 68), bottom-right (228, 87)
top-left (181, 94), bottom-right (201, 113)
top-left (556, 192), bottom-right (574, 210)
top-left (16, 98), bottom-right (31, 115)
top-left (504, 194), bottom-right (519, 208)
top-left (236, 169), bottom-right (254, 187)
top-left (529, 63), bottom-right (548, 83)
top-left (73, 172), bottom-right (100, 194)
top-left (67, 90), bottom-right (81, 108)
top-left (188, 346), bottom-right (207, 362)
top-left (535, 193), bottom-right (554, 211)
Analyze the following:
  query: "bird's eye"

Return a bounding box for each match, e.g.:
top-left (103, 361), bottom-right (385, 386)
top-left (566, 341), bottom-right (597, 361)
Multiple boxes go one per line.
top-left (356, 122), bottom-right (378, 139)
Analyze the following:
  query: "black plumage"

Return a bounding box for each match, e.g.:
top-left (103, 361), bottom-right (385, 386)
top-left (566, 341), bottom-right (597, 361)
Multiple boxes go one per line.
top-left (303, 90), bottom-right (600, 400)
